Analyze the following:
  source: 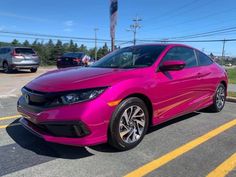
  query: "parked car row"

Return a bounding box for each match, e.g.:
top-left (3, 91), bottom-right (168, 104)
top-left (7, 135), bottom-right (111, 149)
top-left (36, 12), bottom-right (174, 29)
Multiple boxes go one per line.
top-left (0, 46), bottom-right (94, 73)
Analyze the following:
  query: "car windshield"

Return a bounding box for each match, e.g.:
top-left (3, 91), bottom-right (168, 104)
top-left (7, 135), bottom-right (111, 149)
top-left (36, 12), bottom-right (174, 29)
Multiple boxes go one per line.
top-left (91, 45), bottom-right (166, 68)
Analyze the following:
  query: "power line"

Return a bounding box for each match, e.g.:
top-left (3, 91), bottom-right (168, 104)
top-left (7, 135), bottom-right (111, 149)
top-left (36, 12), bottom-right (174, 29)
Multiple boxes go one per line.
top-left (145, 0), bottom-right (210, 23)
top-left (137, 38), bottom-right (236, 43)
top-left (170, 26), bottom-right (236, 39)
top-left (145, 0), bottom-right (212, 29)
top-left (0, 30), bottom-right (128, 43)
top-left (0, 34), bottom-right (106, 44)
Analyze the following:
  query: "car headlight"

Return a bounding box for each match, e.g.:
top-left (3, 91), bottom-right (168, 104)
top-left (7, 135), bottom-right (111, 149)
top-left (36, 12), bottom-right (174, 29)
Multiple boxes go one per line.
top-left (60, 87), bottom-right (107, 104)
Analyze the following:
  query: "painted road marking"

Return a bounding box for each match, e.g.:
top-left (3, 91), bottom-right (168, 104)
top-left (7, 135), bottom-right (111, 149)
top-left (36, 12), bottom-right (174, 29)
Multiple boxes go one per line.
top-left (0, 115), bottom-right (20, 121)
top-left (124, 119), bottom-right (236, 177)
top-left (0, 123), bottom-right (21, 129)
top-left (206, 152), bottom-right (236, 177)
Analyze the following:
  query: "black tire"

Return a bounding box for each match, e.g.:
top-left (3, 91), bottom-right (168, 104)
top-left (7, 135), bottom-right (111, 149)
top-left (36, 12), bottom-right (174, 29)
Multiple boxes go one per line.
top-left (3, 62), bottom-right (12, 73)
top-left (208, 83), bottom-right (226, 112)
top-left (30, 68), bottom-right (37, 73)
top-left (108, 97), bottom-right (149, 150)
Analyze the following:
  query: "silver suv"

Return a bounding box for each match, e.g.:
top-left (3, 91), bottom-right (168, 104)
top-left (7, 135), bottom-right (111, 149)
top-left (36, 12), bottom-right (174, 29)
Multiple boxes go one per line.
top-left (0, 47), bottom-right (40, 73)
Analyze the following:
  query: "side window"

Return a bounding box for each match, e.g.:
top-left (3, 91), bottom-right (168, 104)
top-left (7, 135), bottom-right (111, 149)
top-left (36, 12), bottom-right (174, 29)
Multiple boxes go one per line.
top-left (162, 47), bottom-right (197, 68)
top-left (0, 48), bottom-right (3, 54)
top-left (1, 48), bottom-right (6, 54)
top-left (196, 50), bottom-right (213, 66)
top-left (7, 48), bottom-right (11, 53)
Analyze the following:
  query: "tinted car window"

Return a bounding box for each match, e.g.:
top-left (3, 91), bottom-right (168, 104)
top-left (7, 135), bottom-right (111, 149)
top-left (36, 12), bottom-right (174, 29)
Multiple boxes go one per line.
top-left (1, 48), bottom-right (8, 54)
top-left (162, 47), bottom-right (197, 68)
top-left (0, 48), bottom-right (6, 54)
top-left (91, 45), bottom-right (166, 68)
top-left (15, 48), bottom-right (35, 54)
top-left (5, 48), bottom-right (11, 53)
top-left (196, 50), bottom-right (213, 66)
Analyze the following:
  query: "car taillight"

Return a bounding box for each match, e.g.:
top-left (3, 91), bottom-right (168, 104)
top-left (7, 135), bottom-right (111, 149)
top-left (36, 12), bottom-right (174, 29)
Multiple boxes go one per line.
top-left (73, 58), bottom-right (81, 63)
top-left (11, 50), bottom-right (24, 59)
top-left (11, 50), bottom-right (21, 56)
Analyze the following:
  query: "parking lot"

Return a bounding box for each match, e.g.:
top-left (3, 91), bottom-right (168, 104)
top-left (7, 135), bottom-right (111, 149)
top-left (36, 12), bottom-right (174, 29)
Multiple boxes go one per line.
top-left (0, 68), bottom-right (235, 177)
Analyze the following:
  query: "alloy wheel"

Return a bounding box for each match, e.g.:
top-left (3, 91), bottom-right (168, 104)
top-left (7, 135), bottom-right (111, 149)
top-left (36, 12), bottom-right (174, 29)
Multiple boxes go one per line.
top-left (119, 105), bottom-right (146, 144)
top-left (216, 86), bottom-right (225, 110)
top-left (3, 63), bottom-right (9, 73)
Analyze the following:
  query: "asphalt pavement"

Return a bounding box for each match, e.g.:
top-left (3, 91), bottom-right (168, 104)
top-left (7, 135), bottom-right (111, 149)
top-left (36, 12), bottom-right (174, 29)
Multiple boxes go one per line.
top-left (0, 97), bottom-right (236, 177)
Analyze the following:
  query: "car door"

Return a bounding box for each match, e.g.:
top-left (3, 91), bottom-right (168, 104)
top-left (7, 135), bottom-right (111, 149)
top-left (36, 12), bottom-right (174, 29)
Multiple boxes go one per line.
top-left (153, 46), bottom-right (200, 124)
top-left (194, 50), bottom-right (216, 107)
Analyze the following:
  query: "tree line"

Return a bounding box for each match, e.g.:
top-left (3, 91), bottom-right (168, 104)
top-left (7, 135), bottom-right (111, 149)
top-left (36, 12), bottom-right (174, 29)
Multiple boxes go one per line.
top-left (0, 39), bottom-right (110, 65)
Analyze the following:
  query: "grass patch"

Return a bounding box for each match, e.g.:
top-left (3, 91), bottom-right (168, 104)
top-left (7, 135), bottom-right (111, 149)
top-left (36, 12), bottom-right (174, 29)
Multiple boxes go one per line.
top-left (228, 91), bottom-right (236, 98)
top-left (227, 68), bottom-right (236, 84)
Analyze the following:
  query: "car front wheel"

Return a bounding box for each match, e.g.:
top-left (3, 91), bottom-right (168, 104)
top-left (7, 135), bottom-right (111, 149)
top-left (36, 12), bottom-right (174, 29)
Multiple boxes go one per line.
top-left (109, 97), bottom-right (149, 150)
top-left (209, 83), bottom-right (226, 112)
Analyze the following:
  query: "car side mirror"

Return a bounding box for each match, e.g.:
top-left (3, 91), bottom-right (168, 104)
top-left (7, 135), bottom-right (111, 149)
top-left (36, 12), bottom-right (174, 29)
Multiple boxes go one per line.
top-left (159, 60), bottom-right (186, 71)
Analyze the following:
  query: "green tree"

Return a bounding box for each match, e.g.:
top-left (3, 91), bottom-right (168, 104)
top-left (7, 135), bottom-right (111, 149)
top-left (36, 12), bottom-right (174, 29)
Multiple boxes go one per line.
top-left (97, 43), bottom-right (110, 59)
top-left (68, 40), bottom-right (78, 52)
top-left (23, 40), bottom-right (30, 47)
top-left (78, 44), bottom-right (88, 53)
top-left (88, 48), bottom-right (96, 59)
top-left (11, 39), bottom-right (20, 46)
top-left (45, 39), bottom-right (56, 65)
top-left (54, 40), bottom-right (64, 57)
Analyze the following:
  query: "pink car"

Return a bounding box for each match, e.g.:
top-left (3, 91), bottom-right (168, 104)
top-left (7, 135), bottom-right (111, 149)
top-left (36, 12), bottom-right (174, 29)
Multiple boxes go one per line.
top-left (17, 44), bottom-right (228, 150)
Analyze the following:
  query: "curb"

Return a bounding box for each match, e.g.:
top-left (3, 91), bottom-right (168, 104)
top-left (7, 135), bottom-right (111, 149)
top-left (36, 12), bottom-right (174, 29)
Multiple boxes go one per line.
top-left (226, 96), bottom-right (236, 103)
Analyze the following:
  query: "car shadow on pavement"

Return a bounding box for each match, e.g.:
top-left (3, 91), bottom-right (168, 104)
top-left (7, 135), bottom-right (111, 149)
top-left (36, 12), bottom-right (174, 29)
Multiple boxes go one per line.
top-left (89, 112), bottom-right (201, 153)
top-left (0, 69), bottom-right (31, 74)
top-left (147, 112), bottom-right (200, 134)
top-left (6, 119), bottom-right (93, 159)
top-left (6, 112), bottom-right (202, 155)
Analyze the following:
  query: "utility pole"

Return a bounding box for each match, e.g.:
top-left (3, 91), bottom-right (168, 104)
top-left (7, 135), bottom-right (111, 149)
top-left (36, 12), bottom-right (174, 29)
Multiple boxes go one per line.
top-left (127, 16), bottom-right (142, 45)
top-left (94, 28), bottom-right (99, 60)
top-left (221, 39), bottom-right (226, 66)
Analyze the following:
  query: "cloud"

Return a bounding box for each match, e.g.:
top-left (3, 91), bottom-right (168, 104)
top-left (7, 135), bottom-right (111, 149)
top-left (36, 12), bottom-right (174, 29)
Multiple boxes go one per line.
top-left (63, 20), bottom-right (75, 32)
top-left (64, 28), bottom-right (73, 32)
top-left (0, 12), bottom-right (48, 22)
top-left (64, 20), bottom-right (74, 27)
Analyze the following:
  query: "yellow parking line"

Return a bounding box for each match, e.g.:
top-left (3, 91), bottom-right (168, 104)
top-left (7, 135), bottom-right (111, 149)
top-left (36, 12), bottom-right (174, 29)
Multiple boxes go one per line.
top-left (124, 119), bottom-right (236, 177)
top-left (0, 115), bottom-right (20, 121)
top-left (0, 123), bottom-right (21, 129)
top-left (206, 152), bottom-right (236, 177)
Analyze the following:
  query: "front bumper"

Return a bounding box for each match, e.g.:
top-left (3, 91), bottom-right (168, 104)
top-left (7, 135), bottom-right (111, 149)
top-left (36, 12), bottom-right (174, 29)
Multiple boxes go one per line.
top-left (17, 96), bottom-right (115, 146)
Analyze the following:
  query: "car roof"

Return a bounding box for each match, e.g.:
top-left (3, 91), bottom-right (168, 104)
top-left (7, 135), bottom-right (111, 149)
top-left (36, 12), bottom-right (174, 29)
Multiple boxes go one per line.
top-left (133, 43), bottom-right (194, 49)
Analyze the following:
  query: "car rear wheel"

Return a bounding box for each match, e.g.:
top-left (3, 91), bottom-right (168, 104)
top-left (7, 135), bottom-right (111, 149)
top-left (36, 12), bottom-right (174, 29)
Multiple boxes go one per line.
top-left (30, 68), bottom-right (37, 73)
top-left (209, 83), bottom-right (226, 112)
top-left (108, 97), bottom-right (149, 150)
top-left (3, 62), bottom-right (12, 73)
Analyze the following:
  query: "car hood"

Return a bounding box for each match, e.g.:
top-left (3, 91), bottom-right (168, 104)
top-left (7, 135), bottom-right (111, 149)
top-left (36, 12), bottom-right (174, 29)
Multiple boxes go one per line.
top-left (26, 67), bottom-right (141, 92)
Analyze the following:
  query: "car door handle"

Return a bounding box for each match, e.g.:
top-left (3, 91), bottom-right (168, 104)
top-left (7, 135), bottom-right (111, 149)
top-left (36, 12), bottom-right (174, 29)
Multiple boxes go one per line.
top-left (197, 72), bottom-right (210, 78)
